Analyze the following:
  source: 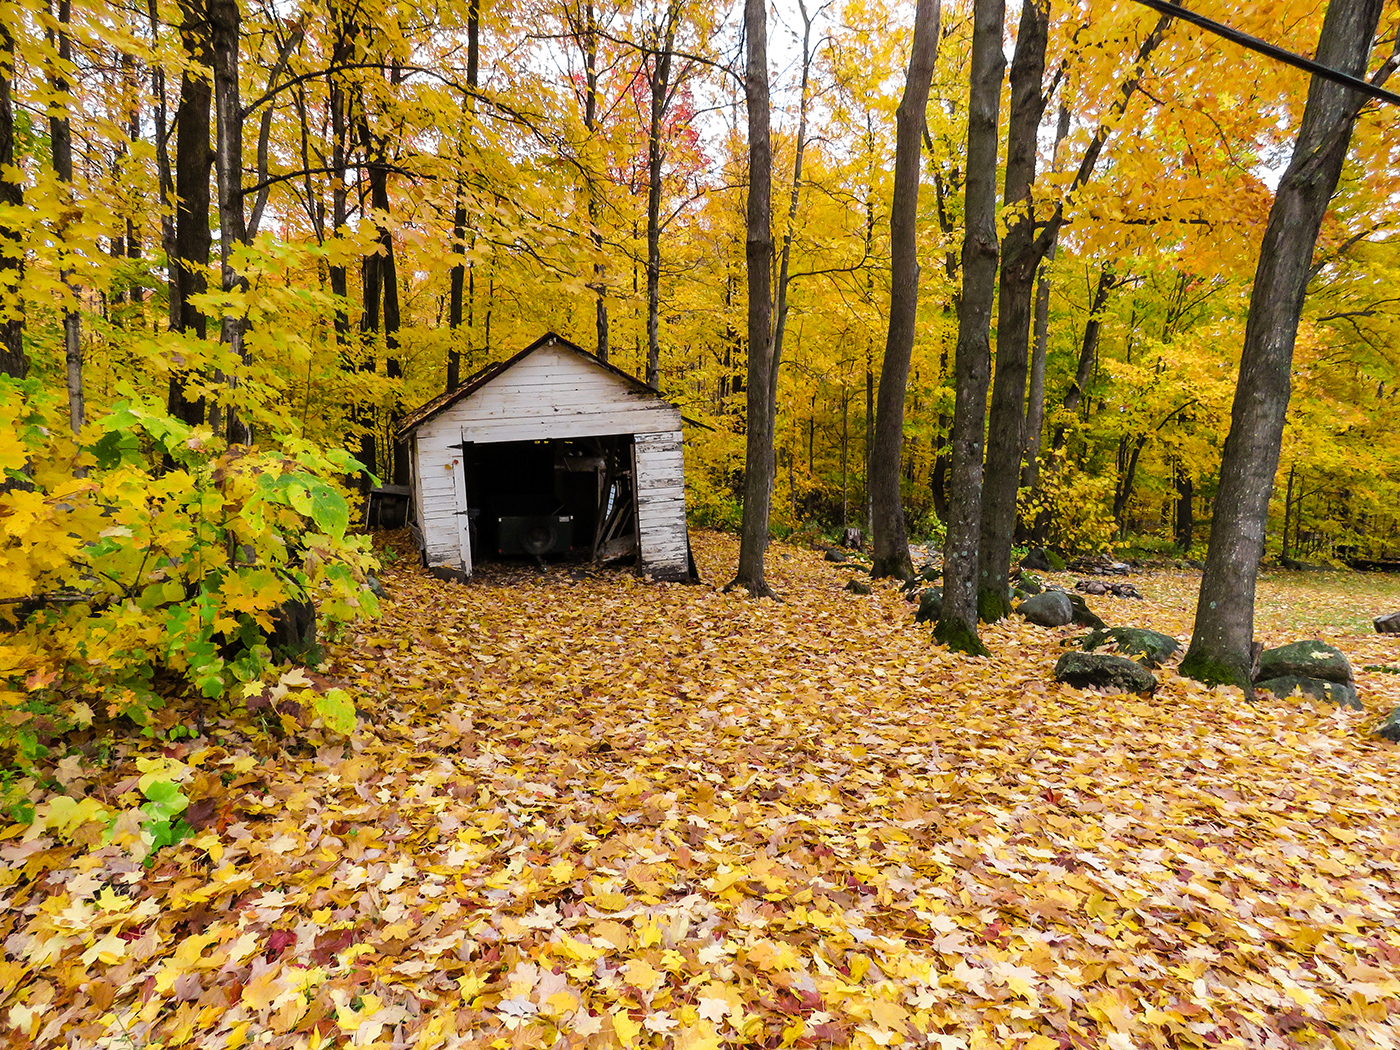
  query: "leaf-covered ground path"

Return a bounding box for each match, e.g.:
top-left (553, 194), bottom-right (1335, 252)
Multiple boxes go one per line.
top-left (4, 531), bottom-right (1400, 1049)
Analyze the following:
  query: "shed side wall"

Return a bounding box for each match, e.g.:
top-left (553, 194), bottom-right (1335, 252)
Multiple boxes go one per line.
top-left (633, 430), bottom-right (690, 581)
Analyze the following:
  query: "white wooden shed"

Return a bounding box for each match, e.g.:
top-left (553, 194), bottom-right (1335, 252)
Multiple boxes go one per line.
top-left (396, 332), bottom-right (695, 582)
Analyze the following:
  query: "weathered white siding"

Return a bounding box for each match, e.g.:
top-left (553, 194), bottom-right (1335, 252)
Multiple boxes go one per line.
top-left (633, 430), bottom-right (689, 581)
top-left (415, 342), bottom-right (681, 451)
top-left (415, 443), bottom-right (471, 573)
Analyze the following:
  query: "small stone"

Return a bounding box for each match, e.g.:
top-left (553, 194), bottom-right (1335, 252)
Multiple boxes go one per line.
top-left (366, 574), bottom-right (389, 600)
top-left (1257, 640), bottom-right (1353, 685)
top-left (824, 549), bottom-right (848, 564)
top-left (1018, 590), bottom-right (1073, 628)
top-left (1375, 612), bottom-right (1400, 634)
top-left (1054, 652), bottom-right (1157, 693)
top-left (844, 579), bottom-right (872, 595)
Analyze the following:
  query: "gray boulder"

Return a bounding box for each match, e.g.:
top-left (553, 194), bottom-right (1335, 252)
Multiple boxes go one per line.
top-left (1373, 707), bottom-right (1400, 741)
top-left (1082, 627), bottom-right (1179, 669)
top-left (914, 587), bottom-right (944, 623)
top-left (1019, 590), bottom-right (1073, 628)
top-left (1257, 640), bottom-right (1353, 685)
top-left (1054, 652), bottom-right (1157, 693)
top-left (824, 548), bottom-right (848, 564)
top-left (844, 579), bottom-right (872, 595)
top-left (1375, 612), bottom-right (1400, 634)
top-left (1256, 675), bottom-right (1361, 710)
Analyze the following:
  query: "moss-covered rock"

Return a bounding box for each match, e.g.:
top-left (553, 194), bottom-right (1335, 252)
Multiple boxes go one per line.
top-left (914, 587), bottom-right (944, 623)
top-left (1255, 675), bottom-right (1361, 710)
top-left (1016, 572), bottom-right (1044, 595)
top-left (844, 579), bottom-right (873, 595)
top-left (1373, 707), bottom-right (1400, 741)
top-left (1257, 640), bottom-right (1353, 685)
top-left (1065, 592), bottom-right (1106, 630)
top-left (1054, 652), bottom-right (1157, 693)
top-left (1082, 627), bottom-right (1180, 669)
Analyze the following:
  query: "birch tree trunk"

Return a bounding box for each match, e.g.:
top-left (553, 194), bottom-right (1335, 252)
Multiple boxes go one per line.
top-left (869, 0), bottom-right (940, 581)
top-left (1182, 0), bottom-right (1385, 692)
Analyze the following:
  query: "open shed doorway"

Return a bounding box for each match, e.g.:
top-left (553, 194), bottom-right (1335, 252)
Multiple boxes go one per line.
top-left (464, 434), bottom-right (639, 567)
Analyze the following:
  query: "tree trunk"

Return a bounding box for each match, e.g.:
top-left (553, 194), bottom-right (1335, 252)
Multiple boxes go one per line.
top-left (447, 0), bottom-right (478, 389)
top-left (869, 0), bottom-right (940, 580)
top-left (580, 0), bottom-right (608, 363)
top-left (0, 23), bottom-right (23, 378)
top-left (209, 0), bottom-right (250, 444)
top-left (644, 14), bottom-right (678, 392)
top-left (167, 0), bottom-right (213, 424)
top-left (47, 0), bottom-right (83, 432)
top-left (1018, 103), bottom-right (1069, 537)
top-left (148, 0), bottom-right (177, 334)
top-left (1176, 462), bottom-right (1194, 553)
top-left (1182, 0), bottom-right (1383, 692)
top-left (729, 0), bottom-right (775, 597)
top-left (935, 0), bottom-right (1004, 655)
top-left (328, 0), bottom-right (353, 349)
top-left (976, 0), bottom-right (1048, 617)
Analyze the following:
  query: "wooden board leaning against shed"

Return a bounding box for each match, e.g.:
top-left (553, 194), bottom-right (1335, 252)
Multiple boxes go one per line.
top-left (395, 333), bottom-right (697, 583)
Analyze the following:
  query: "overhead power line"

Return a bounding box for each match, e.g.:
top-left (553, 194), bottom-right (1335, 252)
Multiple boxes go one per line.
top-left (1125, 0), bottom-right (1400, 107)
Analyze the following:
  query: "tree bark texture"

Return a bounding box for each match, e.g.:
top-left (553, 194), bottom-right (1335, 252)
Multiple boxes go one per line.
top-left (578, 1), bottom-right (608, 363)
top-left (935, 0), bottom-right (1004, 654)
top-left (869, 0), bottom-right (940, 581)
top-left (1182, 0), bottom-right (1383, 692)
top-left (167, 0), bottom-right (213, 423)
top-left (976, 0), bottom-right (1048, 617)
top-left (644, 11), bottom-right (678, 391)
top-left (209, 0), bottom-right (250, 444)
top-left (447, 0), bottom-right (478, 389)
top-left (730, 0), bottom-right (775, 597)
top-left (0, 23), bottom-right (26, 378)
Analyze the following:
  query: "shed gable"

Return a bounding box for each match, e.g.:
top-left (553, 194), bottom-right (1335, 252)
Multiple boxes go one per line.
top-left (415, 338), bottom-right (680, 447)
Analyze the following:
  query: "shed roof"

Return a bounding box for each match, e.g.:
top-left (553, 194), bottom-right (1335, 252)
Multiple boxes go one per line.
top-left (396, 332), bottom-right (675, 438)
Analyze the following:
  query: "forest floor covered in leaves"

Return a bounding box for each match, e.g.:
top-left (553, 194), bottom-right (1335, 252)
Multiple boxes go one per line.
top-left (4, 530), bottom-right (1400, 1050)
